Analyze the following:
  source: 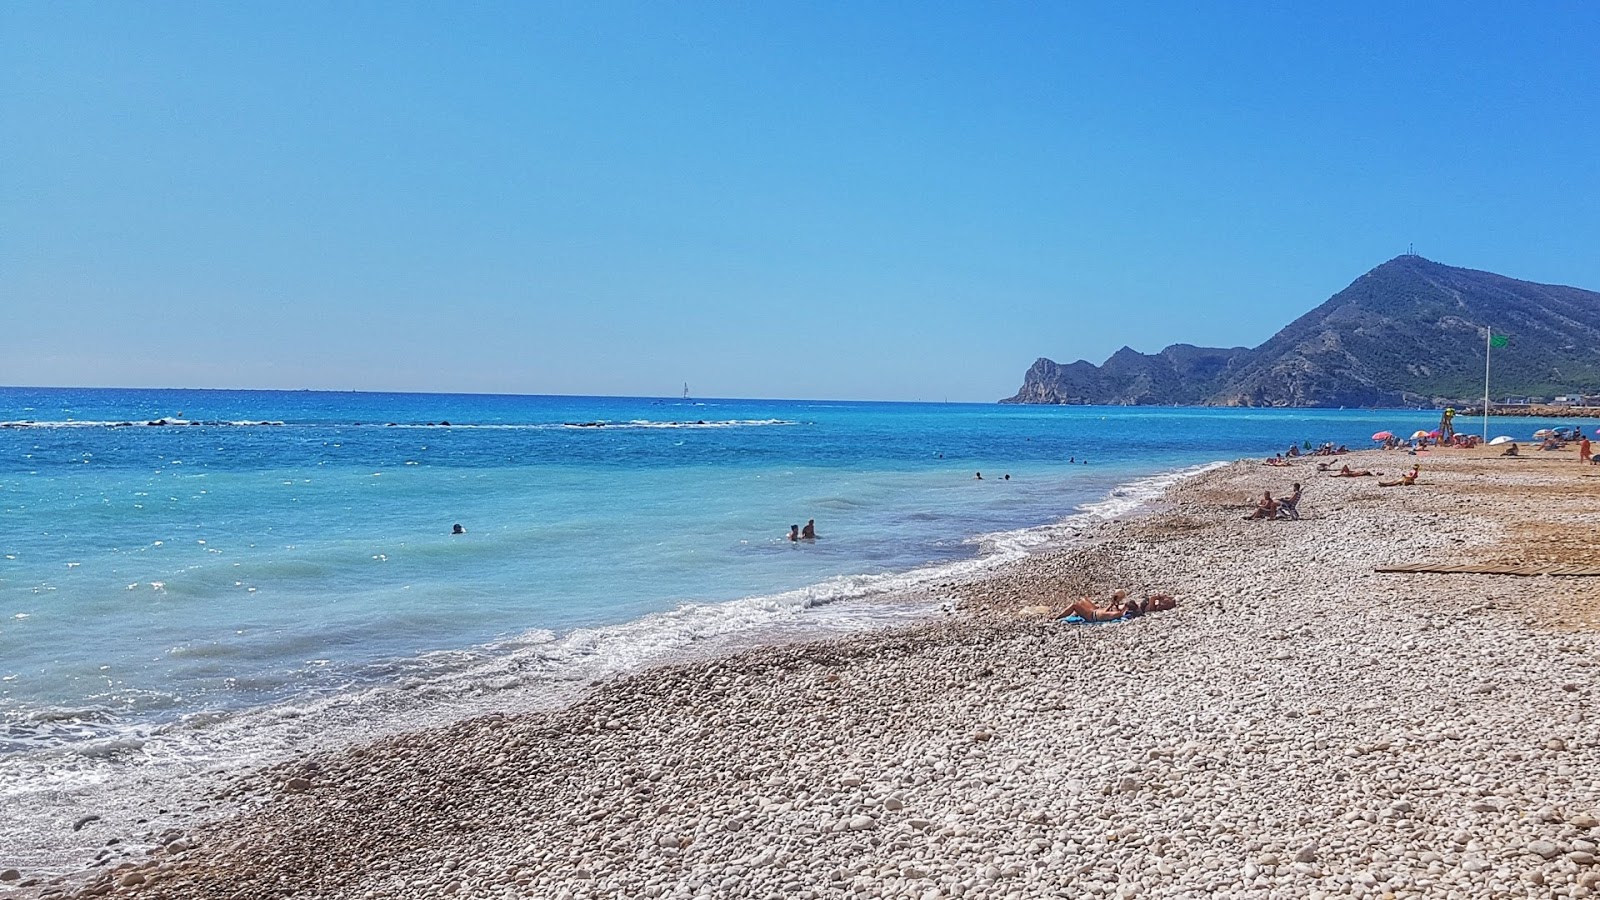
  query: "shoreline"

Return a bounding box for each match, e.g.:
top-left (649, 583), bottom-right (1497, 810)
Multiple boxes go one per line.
top-left (0, 462), bottom-right (1214, 882)
top-left (9, 447), bottom-right (1600, 898)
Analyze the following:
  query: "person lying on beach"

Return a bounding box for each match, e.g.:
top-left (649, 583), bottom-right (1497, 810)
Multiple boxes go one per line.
top-left (1378, 465), bottom-right (1419, 487)
top-left (1056, 596), bottom-right (1128, 622)
top-left (1263, 456), bottom-right (1292, 467)
top-left (1333, 464), bottom-right (1375, 477)
top-left (1057, 590), bottom-right (1176, 621)
top-left (1244, 491), bottom-right (1277, 520)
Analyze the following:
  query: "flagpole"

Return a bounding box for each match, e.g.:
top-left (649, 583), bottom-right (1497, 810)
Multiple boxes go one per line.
top-left (1483, 327), bottom-right (1491, 441)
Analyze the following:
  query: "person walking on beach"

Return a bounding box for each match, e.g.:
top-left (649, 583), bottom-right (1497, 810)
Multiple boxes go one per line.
top-left (1580, 435), bottom-right (1592, 464)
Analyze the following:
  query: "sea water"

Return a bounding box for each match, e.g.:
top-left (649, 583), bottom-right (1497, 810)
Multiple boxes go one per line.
top-left (0, 388), bottom-right (1568, 868)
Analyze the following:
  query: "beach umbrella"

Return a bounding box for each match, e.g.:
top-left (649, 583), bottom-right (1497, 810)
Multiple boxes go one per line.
top-left (1371, 431), bottom-right (1393, 441)
top-left (1533, 429), bottom-right (1555, 438)
top-left (1488, 436), bottom-right (1514, 445)
top-left (1410, 430), bottom-right (1430, 440)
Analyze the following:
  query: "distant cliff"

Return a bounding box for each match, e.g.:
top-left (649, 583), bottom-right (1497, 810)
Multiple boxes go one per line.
top-left (1003, 256), bottom-right (1600, 407)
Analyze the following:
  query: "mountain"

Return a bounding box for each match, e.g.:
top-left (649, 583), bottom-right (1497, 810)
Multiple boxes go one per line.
top-left (1003, 256), bottom-right (1600, 407)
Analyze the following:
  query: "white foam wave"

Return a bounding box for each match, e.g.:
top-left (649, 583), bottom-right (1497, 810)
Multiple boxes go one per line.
top-left (0, 461), bottom-right (1218, 873)
top-left (972, 462), bottom-right (1224, 560)
top-left (0, 418), bottom-right (796, 430)
top-left (0, 419), bottom-right (284, 428)
top-left (379, 418), bottom-right (802, 430)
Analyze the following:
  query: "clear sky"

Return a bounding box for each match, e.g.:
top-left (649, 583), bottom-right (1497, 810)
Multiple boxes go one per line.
top-left (5, 3), bottom-right (1598, 401)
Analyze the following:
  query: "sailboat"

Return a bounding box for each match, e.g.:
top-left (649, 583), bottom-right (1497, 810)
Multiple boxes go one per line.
top-left (683, 382), bottom-right (690, 400)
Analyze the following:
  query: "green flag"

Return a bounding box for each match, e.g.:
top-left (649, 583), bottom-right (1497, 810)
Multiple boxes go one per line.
top-left (1490, 334), bottom-right (1508, 348)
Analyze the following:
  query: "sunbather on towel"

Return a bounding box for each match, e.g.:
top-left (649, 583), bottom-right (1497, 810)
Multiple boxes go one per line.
top-left (1378, 465), bottom-right (1419, 487)
top-left (1056, 596), bottom-right (1128, 622)
top-left (1333, 464), bottom-right (1375, 477)
top-left (1058, 590), bottom-right (1176, 621)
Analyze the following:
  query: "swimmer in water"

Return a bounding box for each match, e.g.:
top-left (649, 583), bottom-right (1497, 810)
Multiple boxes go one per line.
top-left (801, 519), bottom-right (817, 540)
top-left (787, 525), bottom-right (800, 542)
top-left (452, 524), bottom-right (466, 535)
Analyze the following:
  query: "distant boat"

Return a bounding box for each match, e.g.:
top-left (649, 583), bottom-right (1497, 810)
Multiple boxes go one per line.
top-left (683, 382), bottom-right (690, 400)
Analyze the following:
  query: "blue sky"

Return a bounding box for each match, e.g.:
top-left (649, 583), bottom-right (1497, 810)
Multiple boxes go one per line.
top-left (5, 2), bottom-right (1598, 401)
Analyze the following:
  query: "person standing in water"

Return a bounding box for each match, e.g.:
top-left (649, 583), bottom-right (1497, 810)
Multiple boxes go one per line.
top-left (787, 525), bottom-right (800, 542)
top-left (801, 519), bottom-right (817, 540)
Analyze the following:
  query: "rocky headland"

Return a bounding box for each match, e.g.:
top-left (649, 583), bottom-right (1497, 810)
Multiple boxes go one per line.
top-left (7, 448), bottom-right (1600, 899)
top-left (1005, 255), bottom-right (1600, 408)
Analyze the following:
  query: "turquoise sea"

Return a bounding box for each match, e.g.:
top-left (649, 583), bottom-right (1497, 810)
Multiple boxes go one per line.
top-left (2, 387), bottom-right (1588, 868)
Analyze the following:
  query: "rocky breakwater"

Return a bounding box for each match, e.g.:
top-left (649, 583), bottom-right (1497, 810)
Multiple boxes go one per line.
top-left (11, 451), bottom-right (1600, 899)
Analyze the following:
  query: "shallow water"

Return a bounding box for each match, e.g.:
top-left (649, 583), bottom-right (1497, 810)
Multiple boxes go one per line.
top-left (2, 387), bottom-right (1578, 869)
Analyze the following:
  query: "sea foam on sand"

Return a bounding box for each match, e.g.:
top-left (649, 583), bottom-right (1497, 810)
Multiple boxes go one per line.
top-left (14, 450), bottom-right (1600, 899)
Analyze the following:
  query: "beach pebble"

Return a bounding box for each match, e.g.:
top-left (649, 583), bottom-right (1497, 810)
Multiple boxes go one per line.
top-left (1528, 840), bottom-right (1561, 860)
top-left (59, 455), bottom-right (1600, 900)
top-left (0, 869), bottom-right (19, 882)
top-left (283, 777), bottom-right (312, 793)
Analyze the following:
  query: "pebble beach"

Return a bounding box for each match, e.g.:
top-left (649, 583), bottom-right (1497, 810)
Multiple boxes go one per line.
top-left (8, 447), bottom-right (1600, 900)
